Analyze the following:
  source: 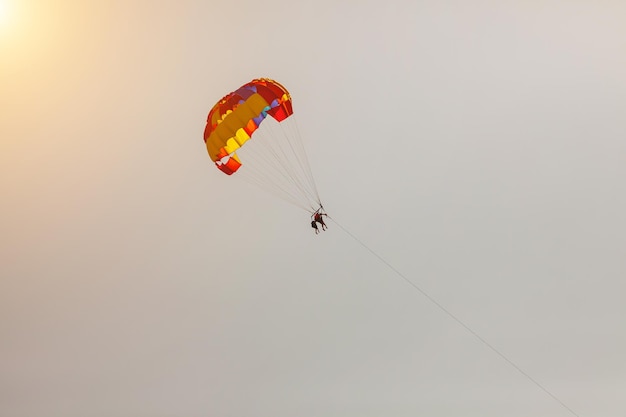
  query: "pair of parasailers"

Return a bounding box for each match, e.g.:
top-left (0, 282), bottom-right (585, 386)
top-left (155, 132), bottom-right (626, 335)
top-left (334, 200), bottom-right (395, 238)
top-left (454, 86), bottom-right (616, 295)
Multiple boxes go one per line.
top-left (310, 211), bottom-right (328, 234)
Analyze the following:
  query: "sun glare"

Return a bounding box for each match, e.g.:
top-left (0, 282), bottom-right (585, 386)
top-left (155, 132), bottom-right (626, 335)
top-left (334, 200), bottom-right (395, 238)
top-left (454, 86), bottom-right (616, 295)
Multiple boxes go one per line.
top-left (0, 1), bottom-right (9, 27)
top-left (0, 0), bottom-right (18, 37)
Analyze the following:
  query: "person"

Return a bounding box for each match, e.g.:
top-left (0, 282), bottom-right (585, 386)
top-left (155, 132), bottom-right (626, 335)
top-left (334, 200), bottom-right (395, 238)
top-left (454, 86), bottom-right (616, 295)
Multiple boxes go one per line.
top-left (311, 220), bottom-right (319, 234)
top-left (313, 212), bottom-right (328, 231)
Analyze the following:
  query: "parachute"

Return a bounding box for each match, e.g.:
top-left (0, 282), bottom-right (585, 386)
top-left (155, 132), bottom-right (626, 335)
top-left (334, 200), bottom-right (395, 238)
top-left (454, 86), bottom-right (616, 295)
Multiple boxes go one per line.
top-left (204, 78), bottom-right (323, 212)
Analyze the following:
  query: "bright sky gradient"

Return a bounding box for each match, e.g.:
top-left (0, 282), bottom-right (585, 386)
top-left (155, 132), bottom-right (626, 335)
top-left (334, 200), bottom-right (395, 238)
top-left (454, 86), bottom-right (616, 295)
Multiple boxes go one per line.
top-left (1, 1), bottom-right (625, 416)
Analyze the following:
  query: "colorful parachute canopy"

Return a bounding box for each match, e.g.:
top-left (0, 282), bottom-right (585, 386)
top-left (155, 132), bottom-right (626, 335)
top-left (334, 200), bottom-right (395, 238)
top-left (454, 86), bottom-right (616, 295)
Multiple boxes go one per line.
top-left (204, 78), bottom-right (293, 175)
top-left (203, 78), bottom-right (322, 212)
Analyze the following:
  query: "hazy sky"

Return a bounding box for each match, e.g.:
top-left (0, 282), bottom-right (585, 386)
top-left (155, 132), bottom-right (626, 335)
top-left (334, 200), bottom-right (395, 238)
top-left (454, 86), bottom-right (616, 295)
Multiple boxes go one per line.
top-left (1, 1), bottom-right (625, 416)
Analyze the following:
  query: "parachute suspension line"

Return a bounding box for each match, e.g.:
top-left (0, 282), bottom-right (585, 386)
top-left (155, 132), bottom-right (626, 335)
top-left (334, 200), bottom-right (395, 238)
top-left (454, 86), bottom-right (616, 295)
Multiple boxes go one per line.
top-left (260, 120), bottom-right (319, 212)
top-left (232, 116), bottom-right (320, 213)
top-left (236, 135), bottom-right (311, 209)
top-left (264, 118), bottom-right (320, 208)
top-left (326, 215), bottom-right (583, 417)
top-left (276, 116), bottom-right (320, 205)
top-left (232, 152), bottom-right (302, 208)
top-left (234, 153), bottom-right (314, 212)
top-left (232, 172), bottom-right (311, 212)
top-left (290, 116), bottom-right (322, 205)
top-left (261, 125), bottom-right (314, 206)
top-left (271, 125), bottom-right (315, 204)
